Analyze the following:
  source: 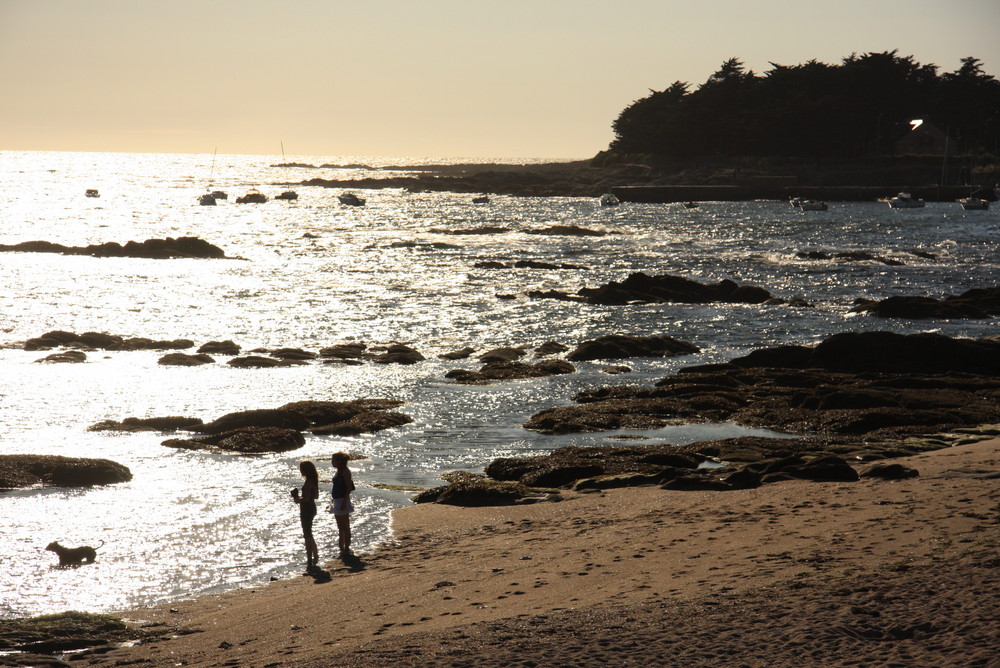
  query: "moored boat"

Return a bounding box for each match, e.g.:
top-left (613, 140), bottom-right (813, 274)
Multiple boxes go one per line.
top-left (85, 189), bottom-right (100, 198)
top-left (339, 192), bottom-right (366, 206)
top-left (958, 196), bottom-right (989, 210)
top-left (799, 199), bottom-right (828, 211)
top-left (883, 191), bottom-right (925, 208)
top-left (599, 193), bottom-right (620, 206)
top-left (472, 195), bottom-right (490, 204)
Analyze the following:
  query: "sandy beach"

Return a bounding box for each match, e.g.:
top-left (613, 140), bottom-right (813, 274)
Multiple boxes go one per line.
top-left (71, 437), bottom-right (1000, 667)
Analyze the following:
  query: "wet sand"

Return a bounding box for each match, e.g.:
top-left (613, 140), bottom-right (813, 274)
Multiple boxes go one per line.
top-left (93, 438), bottom-right (999, 667)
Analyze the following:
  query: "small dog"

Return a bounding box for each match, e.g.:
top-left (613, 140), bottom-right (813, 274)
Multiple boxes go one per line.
top-left (45, 540), bottom-right (104, 566)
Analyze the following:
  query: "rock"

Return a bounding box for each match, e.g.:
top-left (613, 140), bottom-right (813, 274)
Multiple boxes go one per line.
top-left (163, 427), bottom-right (305, 454)
top-left (413, 472), bottom-right (535, 506)
top-left (0, 612), bottom-right (134, 667)
top-left (280, 399), bottom-right (404, 426)
top-left (567, 334), bottom-right (700, 361)
top-left (266, 348), bottom-right (318, 361)
top-left (479, 347), bottom-right (528, 363)
top-left (576, 272), bottom-right (774, 305)
top-left (227, 355), bottom-right (299, 368)
top-left (34, 350), bottom-right (86, 363)
top-left (0, 455), bottom-right (132, 489)
top-left (369, 344), bottom-right (425, 365)
top-left (24, 331), bottom-right (193, 352)
top-left (781, 455), bottom-right (860, 482)
top-left (439, 347), bottom-right (476, 360)
top-left (88, 416), bottom-right (203, 432)
top-left (319, 343), bottom-right (367, 359)
top-left (602, 366), bottom-right (632, 374)
top-left (853, 287), bottom-right (1000, 319)
top-left (0, 237), bottom-right (227, 259)
top-left (190, 409), bottom-right (310, 435)
top-left (862, 462), bottom-right (920, 480)
top-left (535, 341), bottom-right (569, 357)
top-left (525, 225), bottom-right (606, 237)
top-left (447, 360), bottom-right (575, 384)
top-left (572, 472), bottom-right (662, 490)
top-left (661, 474), bottom-right (731, 491)
top-left (310, 411), bottom-right (413, 436)
top-left (198, 340), bottom-right (241, 355)
top-left (159, 353), bottom-right (214, 366)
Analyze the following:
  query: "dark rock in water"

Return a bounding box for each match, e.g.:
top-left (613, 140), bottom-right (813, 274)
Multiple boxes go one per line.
top-left (265, 348), bottom-right (319, 361)
top-left (198, 340), bottom-right (241, 355)
top-left (863, 462), bottom-right (920, 479)
top-left (535, 341), bottom-right (569, 357)
top-left (446, 360), bottom-right (575, 384)
top-left (430, 226), bottom-right (511, 235)
top-left (163, 427), bottom-right (305, 454)
top-left (527, 289), bottom-right (585, 302)
top-left (227, 355), bottom-right (301, 368)
top-left (310, 410), bottom-right (413, 436)
top-left (0, 455), bottom-right (132, 488)
top-left (159, 353), bottom-right (215, 366)
top-left (853, 287), bottom-right (1000, 319)
top-left (413, 472), bottom-right (536, 506)
top-left (479, 347), bottom-right (528, 363)
top-left (525, 225), bottom-right (607, 237)
top-left (567, 334), bottom-right (700, 362)
top-left (23, 331), bottom-right (193, 352)
top-left (439, 347), bottom-right (476, 360)
top-left (474, 260), bottom-right (509, 269)
top-left (280, 399), bottom-right (405, 427)
top-left (526, 332), bottom-right (1000, 437)
top-left (0, 236), bottom-right (227, 259)
top-left (34, 350), bottom-right (87, 363)
top-left (602, 365), bottom-right (632, 374)
top-left (577, 272), bottom-right (775, 305)
top-left (190, 408), bottom-right (310, 435)
top-left (369, 344), bottom-right (425, 365)
top-left (88, 416), bottom-right (203, 432)
top-left (319, 343), bottom-right (367, 359)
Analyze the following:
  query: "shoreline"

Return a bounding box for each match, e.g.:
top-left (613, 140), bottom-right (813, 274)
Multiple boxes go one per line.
top-left (72, 437), bottom-right (1000, 667)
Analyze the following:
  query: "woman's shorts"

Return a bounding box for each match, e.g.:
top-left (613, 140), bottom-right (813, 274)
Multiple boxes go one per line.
top-left (328, 498), bottom-right (354, 516)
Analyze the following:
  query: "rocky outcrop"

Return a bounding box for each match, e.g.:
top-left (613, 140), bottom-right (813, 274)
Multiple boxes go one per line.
top-left (0, 237), bottom-right (228, 259)
top-left (0, 455), bottom-right (132, 489)
top-left (34, 350), bottom-right (87, 363)
top-left (188, 409), bottom-right (311, 435)
top-left (852, 287), bottom-right (1000, 319)
top-left (0, 612), bottom-right (136, 666)
top-left (163, 427), bottom-right (306, 454)
top-left (567, 334), bottom-right (700, 361)
top-left (159, 353), bottom-right (214, 366)
top-left (579, 272), bottom-right (775, 305)
top-left (198, 340), bottom-right (241, 355)
top-left (23, 331), bottom-right (194, 352)
top-left (446, 360), bottom-right (575, 384)
top-left (525, 332), bottom-right (1000, 436)
top-left (88, 416), bottom-right (203, 432)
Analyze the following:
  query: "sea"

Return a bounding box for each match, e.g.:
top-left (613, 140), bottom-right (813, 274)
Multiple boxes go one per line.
top-left (1, 150), bottom-right (997, 619)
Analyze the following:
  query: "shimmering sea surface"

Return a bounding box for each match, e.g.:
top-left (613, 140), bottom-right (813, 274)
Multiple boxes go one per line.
top-left (1, 150), bottom-right (997, 617)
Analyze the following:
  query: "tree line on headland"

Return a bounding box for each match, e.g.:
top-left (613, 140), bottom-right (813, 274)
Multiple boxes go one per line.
top-left (603, 52), bottom-right (999, 178)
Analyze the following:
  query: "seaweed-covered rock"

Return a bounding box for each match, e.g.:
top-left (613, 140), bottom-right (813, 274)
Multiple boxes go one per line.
top-left (197, 340), bottom-right (241, 355)
top-left (446, 360), bottom-right (575, 384)
top-left (577, 272), bottom-right (774, 305)
top-left (190, 408), bottom-right (310, 434)
top-left (568, 334), bottom-right (700, 362)
top-left (0, 455), bottom-right (132, 489)
top-left (310, 411), bottom-right (413, 436)
top-left (413, 472), bottom-right (537, 506)
top-left (0, 611), bottom-right (135, 665)
top-left (159, 353), bottom-right (214, 366)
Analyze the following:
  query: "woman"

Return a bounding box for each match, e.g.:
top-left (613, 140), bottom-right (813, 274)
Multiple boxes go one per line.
top-left (291, 460), bottom-right (319, 570)
top-left (329, 452), bottom-right (355, 554)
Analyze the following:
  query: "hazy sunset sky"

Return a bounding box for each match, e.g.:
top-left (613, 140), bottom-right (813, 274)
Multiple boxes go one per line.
top-left (2, 0), bottom-right (998, 159)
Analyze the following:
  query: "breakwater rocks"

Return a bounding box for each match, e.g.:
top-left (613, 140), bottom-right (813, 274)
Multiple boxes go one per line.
top-left (853, 287), bottom-right (1000, 319)
top-left (528, 271), bottom-right (805, 306)
top-left (524, 331), bottom-right (1000, 437)
top-left (0, 455), bottom-right (132, 489)
top-left (414, 424), bottom-right (999, 506)
top-left (0, 236), bottom-right (228, 259)
top-left (89, 401), bottom-right (413, 454)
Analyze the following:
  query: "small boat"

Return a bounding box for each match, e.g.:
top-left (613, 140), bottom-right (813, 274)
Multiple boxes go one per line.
top-left (198, 193), bottom-right (217, 206)
top-left (275, 190), bottom-right (299, 201)
top-left (599, 193), bottom-right (620, 206)
top-left (236, 189), bottom-right (268, 204)
top-left (85, 189), bottom-right (100, 198)
top-left (338, 192), bottom-right (366, 207)
top-left (799, 199), bottom-right (828, 211)
top-left (958, 196), bottom-right (989, 210)
top-left (683, 201), bottom-right (698, 208)
top-left (883, 192), bottom-right (925, 208)
top-left (211, 190), bottom-right (228, 200)
top-left (472, 195), bottom-right (490, 204)
top-left (789, 197), bottom-right (803, 207)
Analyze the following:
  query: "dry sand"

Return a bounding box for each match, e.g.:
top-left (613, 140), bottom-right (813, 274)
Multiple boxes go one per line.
top-left (89, 439), bottom-right (999, 667)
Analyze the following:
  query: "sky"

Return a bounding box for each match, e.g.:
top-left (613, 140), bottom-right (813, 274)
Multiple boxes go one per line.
top-left (1, 0), bottom-right (998, 159)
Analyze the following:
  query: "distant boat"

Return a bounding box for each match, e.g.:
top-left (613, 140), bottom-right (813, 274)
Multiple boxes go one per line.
top-left (789, 197), bottom-right (803, 207)
top-left (958, 196), bottom-right (989, 210)
top-left (683, 201), bottom-right (698, 208)
top-left (883, 192), bottom-right (925, 208)
top-left (799, 199), bottom-right (828, 211)
top-left (339, 192), bottom-right (366, 207)
top-left (85, 189), bottom-right (100, 198)
top-left (236, 189), bottom-right (268, 204)
top-left (472, 195), bottom-right (490, 204)
top-left (198, 193), bottom-right (217, 206)
top-left (599, 193), bottom-right (620, 206)
top-left (275, 190), bottom-right (299, 201)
